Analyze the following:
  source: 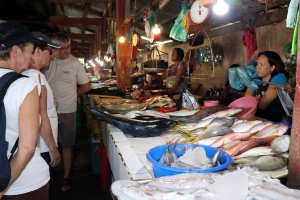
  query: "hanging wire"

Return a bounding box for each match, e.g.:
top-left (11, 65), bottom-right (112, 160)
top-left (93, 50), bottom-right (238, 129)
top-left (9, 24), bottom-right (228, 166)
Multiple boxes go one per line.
top-left (184, 30), bottom-right (217, 80)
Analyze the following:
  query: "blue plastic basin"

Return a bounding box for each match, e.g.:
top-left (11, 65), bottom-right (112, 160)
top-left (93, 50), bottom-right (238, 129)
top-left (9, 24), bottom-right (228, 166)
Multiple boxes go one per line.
top-left (146, 144), bottom-right (232, 178)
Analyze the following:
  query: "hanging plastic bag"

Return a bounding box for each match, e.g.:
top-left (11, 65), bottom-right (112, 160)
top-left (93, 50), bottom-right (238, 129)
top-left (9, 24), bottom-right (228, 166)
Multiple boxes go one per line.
top-left (228, 65), bottom-right (262, 92)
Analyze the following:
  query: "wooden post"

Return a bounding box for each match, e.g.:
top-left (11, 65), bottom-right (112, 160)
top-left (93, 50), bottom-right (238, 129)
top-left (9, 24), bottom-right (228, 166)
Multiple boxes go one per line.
top-left (116, 0), bottom-right (131, 88)
top-left (287, 9), bottom-right (300, 189)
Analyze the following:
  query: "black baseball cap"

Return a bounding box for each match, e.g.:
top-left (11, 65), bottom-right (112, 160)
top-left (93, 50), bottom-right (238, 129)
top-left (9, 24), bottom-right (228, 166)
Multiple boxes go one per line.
top-left (0, 22), bottom-right (47, 50)
top-left (31, 31), bottom-right (60, 48)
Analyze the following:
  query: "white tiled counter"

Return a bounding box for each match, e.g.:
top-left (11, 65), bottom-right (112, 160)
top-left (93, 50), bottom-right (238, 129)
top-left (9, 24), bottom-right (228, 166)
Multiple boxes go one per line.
top-left (99, 121), bottom-right (183, 182)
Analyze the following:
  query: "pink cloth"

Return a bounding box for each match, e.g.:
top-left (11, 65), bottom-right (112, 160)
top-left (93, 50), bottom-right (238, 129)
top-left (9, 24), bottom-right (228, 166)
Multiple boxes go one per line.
top-left (242, 26), bottom-right (257, 63)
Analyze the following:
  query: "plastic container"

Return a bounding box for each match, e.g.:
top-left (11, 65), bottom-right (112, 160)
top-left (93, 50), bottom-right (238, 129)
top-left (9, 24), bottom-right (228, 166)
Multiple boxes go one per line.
top-left (89, 134), bottom-right (101, 176)
top-left (227, 96), bottom-right (257, 119)
top-left (146, 144), bottom-right (232, 178)
top-left (204, 100), bottom-right (219, 107)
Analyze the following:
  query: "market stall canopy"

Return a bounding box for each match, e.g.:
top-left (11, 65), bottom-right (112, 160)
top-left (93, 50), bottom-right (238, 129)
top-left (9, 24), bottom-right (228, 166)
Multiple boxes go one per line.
top-left (0, 0), bottom-right (290, 58)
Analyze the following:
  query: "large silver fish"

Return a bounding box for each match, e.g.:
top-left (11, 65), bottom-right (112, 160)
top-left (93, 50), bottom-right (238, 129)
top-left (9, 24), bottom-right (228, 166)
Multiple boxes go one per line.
top-left (191, 125), bottom-right (233, 142)
top-left (248, 155), bottom-right (288, 170)
top-left (271, 135), bottom-right (290, 154)
top-left (89, 108), bottom-right (176, 137)
top-left (177, 88), bottom-right (200, 110)
top-left (232, 156), bottom-right (263, 165)
top-left (208, 117), bottom-right (235, 127)
top-left (202, 108), bottom-right (244, 120)
top-left (253, 124), bottom-right (289, 138)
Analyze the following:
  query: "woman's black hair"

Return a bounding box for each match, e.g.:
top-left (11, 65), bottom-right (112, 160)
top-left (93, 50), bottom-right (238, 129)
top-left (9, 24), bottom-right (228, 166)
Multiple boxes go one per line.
top-left (257, 51), bottom-right (286, 78)
top-left (174, 48), bottom-right (184, 61)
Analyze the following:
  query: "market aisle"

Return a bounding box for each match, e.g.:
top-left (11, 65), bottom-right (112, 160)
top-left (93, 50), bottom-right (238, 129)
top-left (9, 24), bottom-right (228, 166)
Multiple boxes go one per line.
top-left (50, 127), bottom-right (112, 200)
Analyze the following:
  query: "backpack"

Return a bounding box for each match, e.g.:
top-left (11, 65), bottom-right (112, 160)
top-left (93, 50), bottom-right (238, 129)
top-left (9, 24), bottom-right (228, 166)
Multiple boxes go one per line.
top-left (0, 72), bottom-right (27, 192)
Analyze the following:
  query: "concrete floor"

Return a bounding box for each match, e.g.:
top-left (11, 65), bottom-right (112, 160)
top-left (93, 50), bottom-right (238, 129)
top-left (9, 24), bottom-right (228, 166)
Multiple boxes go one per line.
top-left (50, 127), bottom-right (113, 200)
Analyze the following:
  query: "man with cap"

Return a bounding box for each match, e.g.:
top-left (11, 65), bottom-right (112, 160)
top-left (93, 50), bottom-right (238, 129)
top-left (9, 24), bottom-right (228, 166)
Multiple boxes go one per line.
top-left (0, 22), bottom-right (49, 199)
top-left (44, 32), bottom-right (90, 192)
top-left (22, 31), bottom-right (61, 193)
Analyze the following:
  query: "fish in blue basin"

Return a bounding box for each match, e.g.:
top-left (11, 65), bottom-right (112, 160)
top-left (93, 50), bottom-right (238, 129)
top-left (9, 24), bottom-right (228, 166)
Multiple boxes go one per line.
top-left (89, 108), bottom-right (176, 137)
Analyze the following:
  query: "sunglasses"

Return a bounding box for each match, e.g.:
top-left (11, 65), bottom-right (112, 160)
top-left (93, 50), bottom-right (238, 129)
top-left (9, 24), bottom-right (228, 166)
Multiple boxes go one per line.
top-left (42, 47), bottom-right (53, 55)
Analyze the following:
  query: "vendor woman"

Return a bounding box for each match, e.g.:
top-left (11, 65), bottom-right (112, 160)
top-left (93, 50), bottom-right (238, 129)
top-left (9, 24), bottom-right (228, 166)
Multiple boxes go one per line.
top-left (147, 48), bottom-right (188, 96)
top-left (245, 51), bottom-right (289, 122)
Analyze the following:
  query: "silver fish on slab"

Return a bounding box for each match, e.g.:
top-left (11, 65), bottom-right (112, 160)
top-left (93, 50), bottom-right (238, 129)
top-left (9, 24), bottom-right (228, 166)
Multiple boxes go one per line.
top-left (90, 108), bottom-right (176, 137)
top-left (202, 108), bottom-right (244, 120)
top-left (253, 124), bottom-right (288, 138)
top-left (248, 122), bottom-right (273, 134)
top-left (233, 156), bottom-right (263, 165)
top-left (208, 117), bottom-right (235, 127)
top-left (230, 120), bottom-right (262, 132)
top-left (191, 125), bottom-right (233, 143)
top-left (233, 146), bottom-right (273, 159)
top-left (177, 89), bottom-right (200, 110)
top-left (271, 135), bottom-right (290, 154)
top-left (248, 155), bottom-right (288, 170)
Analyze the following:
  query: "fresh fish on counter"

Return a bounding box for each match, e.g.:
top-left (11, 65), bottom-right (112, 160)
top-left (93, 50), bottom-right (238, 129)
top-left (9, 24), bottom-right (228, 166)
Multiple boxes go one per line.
top-left (248, 122), bottom-right (273, 134)
top-left (166, 109), bottom-right (199, 117)
top-left (250, 182), bottom-right (300, 200)
top-left (177, 88), bottom-right (200, 110)
top-left (159, 139), bottom-right (174, 166)
top-left (202, 107), bottom-right (244, 120)
top-left (230, 120), bottom-right (262, 132)
top-left (89, 108), bottom-right (176, 137)
top-left (233, 155), bottom-right (264, 165)
top-left (210, 132), bottom-right (252, 148)
top-left (197, 136), bottom-right (221, 146)
top-left (223, 140), bottom-right (243, 149)
top-left (224, 135), bottom-right (277, 156)
top-left (177, 105), bottom-right (227, 123)
top-left (233, 146), bottom-right (273, 159)
top-left (208, 117), bottom-right (235, 127)
top-left (147, 173), bottom-right (213, 193)
top-left (186, 118), bottom-right (215, 131)
top-left (253, 124), bottom-right (288, 138)
top-left (271, 135), bottom-right (290, 154)
top-left (190, 125), bottom-right (233, 143)
top-left (125, 110), bottom-right (170, 119)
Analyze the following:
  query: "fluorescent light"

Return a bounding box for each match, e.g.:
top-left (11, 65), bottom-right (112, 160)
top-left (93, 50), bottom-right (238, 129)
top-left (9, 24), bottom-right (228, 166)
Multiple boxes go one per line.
top-left (141, 36), bottom-right (152, 41)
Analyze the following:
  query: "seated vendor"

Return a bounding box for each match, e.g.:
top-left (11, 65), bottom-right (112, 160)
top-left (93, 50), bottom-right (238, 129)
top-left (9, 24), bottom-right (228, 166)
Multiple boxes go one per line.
top-left (146, 48), bottom-right (187, 96)
top-left (244, 51), bottom-right (289, 122)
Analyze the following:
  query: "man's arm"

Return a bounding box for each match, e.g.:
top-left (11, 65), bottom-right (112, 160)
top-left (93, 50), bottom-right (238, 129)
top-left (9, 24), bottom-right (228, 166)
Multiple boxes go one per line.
top-left (77, 82), bottom-right (90, 97)
top-left (39, 85), bottom-right (61, 166)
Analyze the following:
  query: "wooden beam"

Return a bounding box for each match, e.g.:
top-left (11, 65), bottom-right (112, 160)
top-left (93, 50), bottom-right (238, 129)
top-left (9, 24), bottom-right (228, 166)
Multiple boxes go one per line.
top-left (50, 16), bottom-right (104, 26)
top-left (48, 0), bottom-right (109, 3)
top-left (160, 14), bottom-right (178, 25)
top-left (209, 7), bottom-right (288, 38)
top-left (63, 3), bottom-right (103, 17)
top-left (68, 34), bottom-right (95, 40)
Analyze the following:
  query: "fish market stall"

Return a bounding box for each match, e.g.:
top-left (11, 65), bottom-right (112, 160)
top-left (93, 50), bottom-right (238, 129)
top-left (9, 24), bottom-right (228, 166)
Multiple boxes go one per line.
top-left (88, 93), bottom-right (292, 199)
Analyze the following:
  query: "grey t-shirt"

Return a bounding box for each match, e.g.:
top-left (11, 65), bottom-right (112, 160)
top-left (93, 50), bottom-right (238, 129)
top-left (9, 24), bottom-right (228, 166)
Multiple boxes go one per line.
top-left (44, 55), bottom-right (89, 113)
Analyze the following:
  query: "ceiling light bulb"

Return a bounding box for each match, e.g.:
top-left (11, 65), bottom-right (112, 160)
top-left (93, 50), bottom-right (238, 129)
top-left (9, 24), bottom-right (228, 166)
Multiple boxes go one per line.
top-left (152, 24), bottom-right (161, 34)
top-left (213, 0), bottom-right (228, 15)
top-left (100, 60), bottom-right (104, 66)
top-left (119, 35), bottom-right (125, 43)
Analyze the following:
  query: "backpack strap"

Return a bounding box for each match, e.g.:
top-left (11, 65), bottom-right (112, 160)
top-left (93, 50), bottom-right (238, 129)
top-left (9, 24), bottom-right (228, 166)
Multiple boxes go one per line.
top-left (0, 72), bottom-right (27, 161)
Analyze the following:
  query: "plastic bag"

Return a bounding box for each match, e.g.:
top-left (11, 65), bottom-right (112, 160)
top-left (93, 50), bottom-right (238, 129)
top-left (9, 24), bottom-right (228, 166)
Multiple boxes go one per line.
top-left (228, 65), bottom-right (262, 92)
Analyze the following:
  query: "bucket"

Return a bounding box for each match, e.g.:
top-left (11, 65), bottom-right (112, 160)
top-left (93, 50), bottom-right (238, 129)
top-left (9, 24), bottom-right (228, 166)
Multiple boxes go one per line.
top-left (204, 100), bottom-right (219, 107)
top-left (146, 144), bottom-right (232, 178)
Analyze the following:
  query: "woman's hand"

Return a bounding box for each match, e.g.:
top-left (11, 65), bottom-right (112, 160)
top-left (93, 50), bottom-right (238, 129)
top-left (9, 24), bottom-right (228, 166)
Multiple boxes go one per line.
top-left (49, 148), bottom-right (61, 167)
top-left (255, 95), bottom-right (261, 104)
